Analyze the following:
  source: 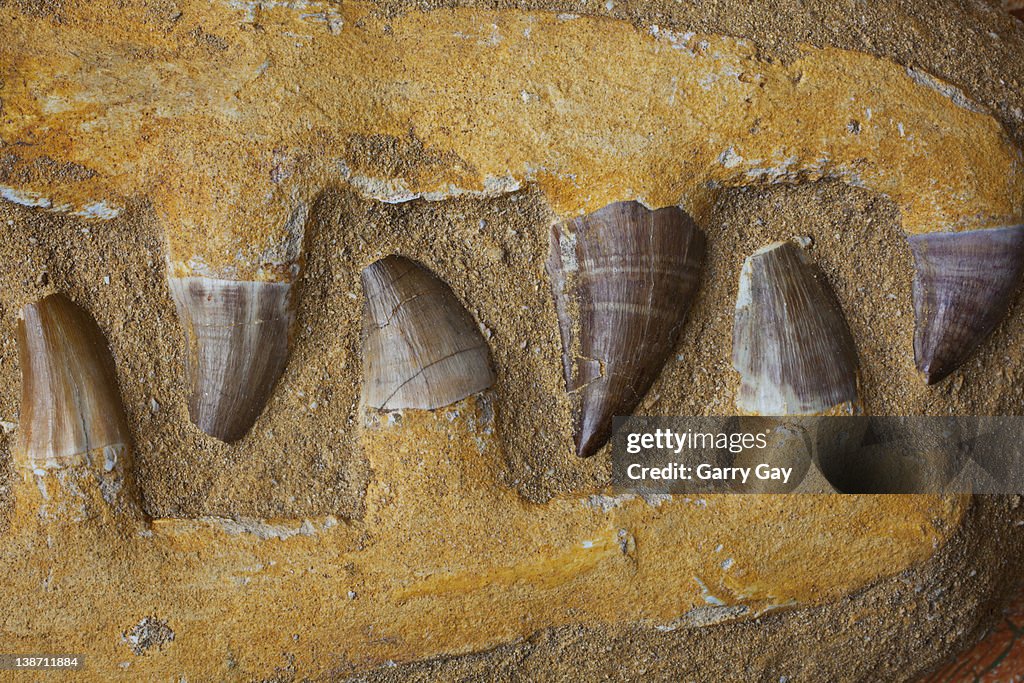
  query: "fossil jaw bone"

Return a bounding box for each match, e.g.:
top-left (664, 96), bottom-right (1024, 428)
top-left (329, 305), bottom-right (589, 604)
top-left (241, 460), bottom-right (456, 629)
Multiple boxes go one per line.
top-left (733, 241), bottom-right (860, 416)
top-left (908, 225), bottom-right (1024, 384)
top-left (168, 277), bottom-right (294, 442)
top-left (548, 201), bottom-right (706, 458)
top-left (360, 256), bottom-right (495, 411)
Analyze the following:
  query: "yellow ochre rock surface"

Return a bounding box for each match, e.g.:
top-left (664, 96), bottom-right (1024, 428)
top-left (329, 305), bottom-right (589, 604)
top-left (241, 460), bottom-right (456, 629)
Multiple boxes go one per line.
top-left (2, 0), bottom-right (1023, 280)
top-left (1, 1), bottom-right (1023, 681)
top-left (1, 395), bottom-right (967, 679)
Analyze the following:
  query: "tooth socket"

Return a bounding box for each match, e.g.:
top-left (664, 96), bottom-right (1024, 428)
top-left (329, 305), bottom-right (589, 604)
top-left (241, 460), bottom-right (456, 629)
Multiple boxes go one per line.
top-left (548, 201), bottom-right (705, 458)
top-left (360, 256), bottom-right (495, 411)
top-left (813, 418), bottom-right (959, 494)
top-left (17, 294), bottom-right (132, 471)
top-left (733, 241), bottom-right (860, 416)
top-left (909, 225), bottom-right (1024, 385)
top-left (168, 277), bottom-right (294, 442)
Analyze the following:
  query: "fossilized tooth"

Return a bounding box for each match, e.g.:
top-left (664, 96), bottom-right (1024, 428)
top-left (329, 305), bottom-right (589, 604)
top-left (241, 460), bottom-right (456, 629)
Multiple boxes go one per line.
top-left (361, 256), bottom-right (495, 410)
top-left (16, 294), bottom-right (131, 470)
top-left (548, 201), bottom-right (705, 458)
top-left (908, 225), bottom-right (1024, 384)
top-left (168, 277), bottom-right (294, 442)
top-left (733, 241), bottom-right (859, 416)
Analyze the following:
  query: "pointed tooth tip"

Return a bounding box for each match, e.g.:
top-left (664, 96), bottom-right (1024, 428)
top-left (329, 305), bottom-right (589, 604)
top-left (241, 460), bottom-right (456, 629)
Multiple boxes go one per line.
top-left (168, 276), bottom-right (294, 443)
top-left (910, 225), bottom-right (1024, 386)
top-left (919, 364), bottom-right (952, 386)
top-left (575, 420), bottom-right (605, 459)
top-left (551, 201), bottom-right (704, 457)
top-left (361, 256), bottom-right (494, 411)
top-left (749, 240), bottom-right (795, 257)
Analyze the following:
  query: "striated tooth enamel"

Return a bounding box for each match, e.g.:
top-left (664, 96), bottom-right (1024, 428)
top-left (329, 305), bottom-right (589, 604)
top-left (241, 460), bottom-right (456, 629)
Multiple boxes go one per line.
top-left (16, 294), bottom-right (131, 469)
top-left (547, 200), bottom-right (705, 458)
top-left (733, 240), bottom-right (860, 416)
top-left (908, 225), bottom-right (1024, 384)
top-left (168, 277), bottom-right (294, 442)
top-left (360, 256), bottom-right (495, 411)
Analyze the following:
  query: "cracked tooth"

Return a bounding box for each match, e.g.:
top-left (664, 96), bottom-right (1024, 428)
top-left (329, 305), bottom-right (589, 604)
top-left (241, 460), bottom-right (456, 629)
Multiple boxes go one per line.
top-left (547, 201), bottom-right (705, 458)
top-left (908, 225), bottom-right (1024, 384)
top-left (17, 294), bottom-right (130, 470)
top-left (168, 277), bottom-right (293, 442)
top-left (360, 256), bottom-right (495, 410)
top-left (733, 240), bottom-right (860, 416)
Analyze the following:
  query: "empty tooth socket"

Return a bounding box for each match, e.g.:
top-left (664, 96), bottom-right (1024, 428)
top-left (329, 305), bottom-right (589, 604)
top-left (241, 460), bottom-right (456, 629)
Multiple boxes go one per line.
top-left (813, 418), bottom-right (959, 494)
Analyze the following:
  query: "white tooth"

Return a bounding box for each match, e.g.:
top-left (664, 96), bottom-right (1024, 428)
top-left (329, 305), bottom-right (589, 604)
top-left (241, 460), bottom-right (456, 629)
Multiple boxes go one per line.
top-left (17, 294), bottom-right (131, 468)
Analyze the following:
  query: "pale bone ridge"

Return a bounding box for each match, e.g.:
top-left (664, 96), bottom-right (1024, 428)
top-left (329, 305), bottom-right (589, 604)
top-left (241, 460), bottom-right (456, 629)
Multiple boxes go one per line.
top-left (360, 255), bottom-right (496, 411)
top-left (3, 5), bottom-right (1023, 240)
top-left (733, 240), bottom-right (860, 416)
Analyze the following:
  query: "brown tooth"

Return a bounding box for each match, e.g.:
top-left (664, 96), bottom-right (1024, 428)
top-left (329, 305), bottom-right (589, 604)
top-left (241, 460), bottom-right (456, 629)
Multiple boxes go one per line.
top-left (17, 294), bottom-right (130, 470)
top-left (168, 277), bottom-right (293, 442)
top-left (360, 256), bottom-right (495, 411)
top-left (908, 225), bottom-right (1024, 385)
top-left (733, 240), bottom-right (859, 416)
top-left (548, 200), bottom-right (705, 458)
